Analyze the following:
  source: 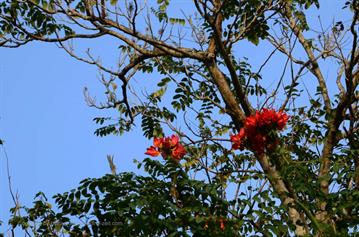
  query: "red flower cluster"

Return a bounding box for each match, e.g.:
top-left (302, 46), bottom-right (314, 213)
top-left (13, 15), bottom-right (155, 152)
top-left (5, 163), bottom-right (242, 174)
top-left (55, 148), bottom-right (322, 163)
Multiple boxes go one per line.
top-left (145, 135), bottom-right (186, 161)
top-left (230, 108), bottom-right (289, 153)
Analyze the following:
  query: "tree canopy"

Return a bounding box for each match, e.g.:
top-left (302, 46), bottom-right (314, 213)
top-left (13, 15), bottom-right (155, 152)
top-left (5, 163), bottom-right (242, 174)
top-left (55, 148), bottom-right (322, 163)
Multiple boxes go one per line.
top-left (1, 0), bottom-right (358, 236)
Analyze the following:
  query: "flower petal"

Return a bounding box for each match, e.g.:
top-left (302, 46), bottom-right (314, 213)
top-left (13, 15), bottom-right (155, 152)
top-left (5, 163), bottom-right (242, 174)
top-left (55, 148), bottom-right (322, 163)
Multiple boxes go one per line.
top-left (170, 135), bottom-right (179, 147)
top-left (171, 143), bottom-right (186, 160)
top-left (145, 146), bottom-right (160, 157)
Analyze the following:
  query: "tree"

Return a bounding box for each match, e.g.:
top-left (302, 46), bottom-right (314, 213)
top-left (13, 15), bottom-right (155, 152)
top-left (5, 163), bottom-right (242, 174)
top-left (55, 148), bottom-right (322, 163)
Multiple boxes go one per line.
top-left (1, 0), bottom-right (358, 236)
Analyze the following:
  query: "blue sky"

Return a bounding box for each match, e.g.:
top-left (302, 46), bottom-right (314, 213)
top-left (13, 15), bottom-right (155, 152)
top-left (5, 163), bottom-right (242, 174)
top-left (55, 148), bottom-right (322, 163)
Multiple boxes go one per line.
top-left (0, 40), bottom-right (151, 231)
top-left (0, 0), bottom-right (349, 234)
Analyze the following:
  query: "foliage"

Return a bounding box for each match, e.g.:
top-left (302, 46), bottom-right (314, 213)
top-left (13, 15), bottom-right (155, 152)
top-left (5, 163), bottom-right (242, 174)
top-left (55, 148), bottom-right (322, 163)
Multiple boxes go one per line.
top-left (10, 160), bottom-right (238, 236)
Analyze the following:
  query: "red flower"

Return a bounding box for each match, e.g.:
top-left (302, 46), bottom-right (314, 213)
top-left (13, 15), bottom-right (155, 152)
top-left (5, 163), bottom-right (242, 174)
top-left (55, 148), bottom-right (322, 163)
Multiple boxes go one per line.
top-left (230, 128), bottom-right (246, 150)
top-left (244, 113), bottom-right (259, 132)
top-left (145, 146), bottom-right (161, 157)
top-left (230, 108), bottom-right (289, 153)
top-left (145, 135), bottom-right (186, 160)
top-left (161, 135), bottom-right (179, 150)
top-left (259, 109), bottom-right (277, 127)
top-left (170, 135), bottom-right (179, 147)
top-left (153, 137), bottom-right (164, 148)
top-left (276, 111), bottom-right (289, 130)
top-left (171, 143), bottom-right (186, 160)
top-left (248, 133), bottom-right (266, 154)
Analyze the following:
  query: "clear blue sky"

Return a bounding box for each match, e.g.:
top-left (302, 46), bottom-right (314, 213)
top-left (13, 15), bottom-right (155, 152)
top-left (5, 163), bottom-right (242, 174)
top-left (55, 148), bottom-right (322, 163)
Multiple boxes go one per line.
top-left (0, 40), bottom-right (151, 231)
top-left (0, 0), bottom-right (348, 234)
